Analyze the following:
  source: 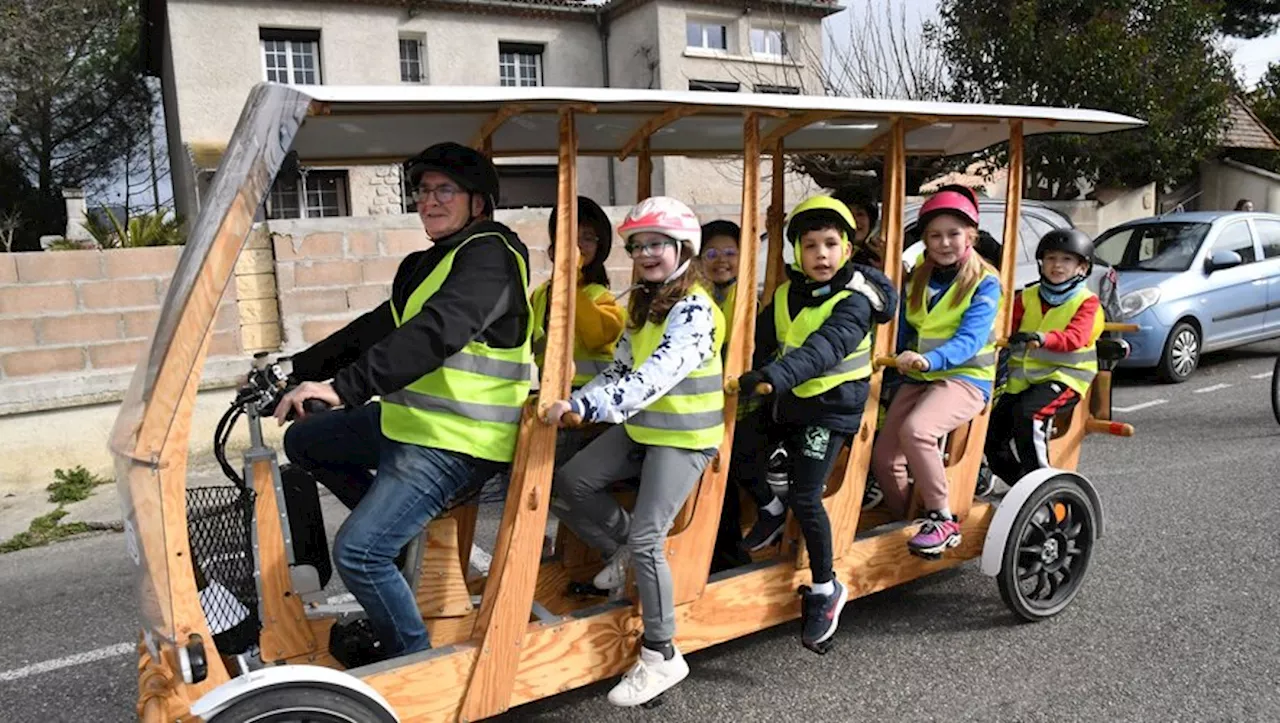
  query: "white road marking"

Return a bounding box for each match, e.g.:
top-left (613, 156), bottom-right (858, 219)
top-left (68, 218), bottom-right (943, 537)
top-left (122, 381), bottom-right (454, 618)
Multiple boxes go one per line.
top-left (0, 642), bottom-right (134, 683)
top-left (1112, 399), bottom-right (1168, 413)
top-left (1193, 383), bottom-right (1232, 394)
top-left (1251, 371), bottom-right (1273, 380)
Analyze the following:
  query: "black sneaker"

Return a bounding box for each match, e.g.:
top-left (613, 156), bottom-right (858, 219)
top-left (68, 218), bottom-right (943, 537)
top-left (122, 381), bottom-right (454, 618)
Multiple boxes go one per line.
top-left (741, 507), bottom-right (787, 552)
top-left (799, 578), bottom-right (848, 653)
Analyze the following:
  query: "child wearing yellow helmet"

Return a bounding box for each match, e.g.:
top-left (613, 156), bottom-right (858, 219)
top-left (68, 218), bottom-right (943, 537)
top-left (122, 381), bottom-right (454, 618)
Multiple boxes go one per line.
top-left (714, 195), bottom-right (897, 653)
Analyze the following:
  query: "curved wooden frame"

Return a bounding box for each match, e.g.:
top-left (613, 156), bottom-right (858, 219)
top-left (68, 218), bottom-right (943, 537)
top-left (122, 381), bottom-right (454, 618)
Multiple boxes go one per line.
top-left (121, 86), bottom-right (1137, 723)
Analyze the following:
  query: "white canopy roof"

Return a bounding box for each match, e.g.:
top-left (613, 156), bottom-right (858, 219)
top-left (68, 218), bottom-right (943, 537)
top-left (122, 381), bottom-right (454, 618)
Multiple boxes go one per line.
top-left (282, 84), bottom-right (1145, 164)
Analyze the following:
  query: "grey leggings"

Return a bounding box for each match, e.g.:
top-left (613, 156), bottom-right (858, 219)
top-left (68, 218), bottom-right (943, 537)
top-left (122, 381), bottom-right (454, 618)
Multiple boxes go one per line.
top-left (553, 425), bottom-right (713, 642)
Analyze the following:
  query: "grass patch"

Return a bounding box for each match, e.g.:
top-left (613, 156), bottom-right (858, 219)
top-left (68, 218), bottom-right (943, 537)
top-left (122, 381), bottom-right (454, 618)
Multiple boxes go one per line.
top-left (0, 508), bottom-right (110, 553)
top-left (46, 465), bottom-right (109, 504)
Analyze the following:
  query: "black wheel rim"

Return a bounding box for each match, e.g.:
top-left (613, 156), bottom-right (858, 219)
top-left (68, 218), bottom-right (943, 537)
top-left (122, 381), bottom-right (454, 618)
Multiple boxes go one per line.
top-left (1013, 492), bottom-right (1091, 611)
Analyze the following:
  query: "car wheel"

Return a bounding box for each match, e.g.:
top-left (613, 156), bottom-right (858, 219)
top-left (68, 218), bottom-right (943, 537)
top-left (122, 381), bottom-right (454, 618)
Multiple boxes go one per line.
top-left (1158, 321), bottom-right (1199, 383)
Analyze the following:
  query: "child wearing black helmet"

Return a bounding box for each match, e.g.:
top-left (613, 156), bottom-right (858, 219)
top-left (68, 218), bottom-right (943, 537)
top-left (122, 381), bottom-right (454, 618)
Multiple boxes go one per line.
top-left (984, 229), bottom-right (1104, 486)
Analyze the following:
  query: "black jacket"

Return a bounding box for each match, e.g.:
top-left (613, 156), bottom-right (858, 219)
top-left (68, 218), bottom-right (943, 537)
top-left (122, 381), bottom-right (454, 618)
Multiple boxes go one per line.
top-left (752, 262), bottom-right (898, 435)
top-left (289, 219), bottom-right (531, 407)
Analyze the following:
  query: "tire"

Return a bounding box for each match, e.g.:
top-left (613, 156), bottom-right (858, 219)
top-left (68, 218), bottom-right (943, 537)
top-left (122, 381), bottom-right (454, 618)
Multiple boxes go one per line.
top-left (1157, 321), bottom-right (1199, 383)
top-left (208, 685), bottom-right (396, 723)
top-left (1271, 355), bottom-right (1280, 427)
top-left (997, 475), bottom-right (1097, 622)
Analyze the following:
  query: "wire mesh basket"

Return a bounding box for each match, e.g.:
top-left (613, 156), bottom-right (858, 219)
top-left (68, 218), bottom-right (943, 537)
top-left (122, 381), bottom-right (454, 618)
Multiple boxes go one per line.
top-left (187, 485), bottom-right (261, 655)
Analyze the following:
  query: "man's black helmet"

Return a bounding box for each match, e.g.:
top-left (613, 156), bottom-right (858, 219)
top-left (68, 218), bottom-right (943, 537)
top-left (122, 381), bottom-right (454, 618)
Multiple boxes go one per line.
top-left (1036, 228), bottom-right (1094, 263)
top-left (405, 142), bottom-right (500, 213)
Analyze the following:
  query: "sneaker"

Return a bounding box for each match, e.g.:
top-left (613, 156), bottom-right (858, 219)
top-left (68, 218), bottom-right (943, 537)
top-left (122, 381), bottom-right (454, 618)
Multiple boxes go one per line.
top-left (607, 645), bottom-right (690, 707)
top-left (974, 462), bottom-right (995, 497)
top-left (799, 579), bottom-right (848, 652)
top-left (907, 510), bottom-right (962, 556)
top-left (741, 506), bottom-right (787, 552)
top-left (862, 476), bottom-right (883, 510)
top-left (766, 445), bottom-right (790, 500)
top-left (593, 545), bottom-right (631, 591)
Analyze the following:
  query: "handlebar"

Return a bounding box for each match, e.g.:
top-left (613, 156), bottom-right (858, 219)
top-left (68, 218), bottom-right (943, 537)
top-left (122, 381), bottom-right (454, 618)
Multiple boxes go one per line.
top-left (562, 411), bottom-right (584, 429)
top-left (1086, 419), bottom-right (1134, 437)
top-left (1104, 322), bottom-right (1140, 333)
top-left (874, 355), bottom-right (928, 371)
top-left (723, 377), bottom-right (773, 396)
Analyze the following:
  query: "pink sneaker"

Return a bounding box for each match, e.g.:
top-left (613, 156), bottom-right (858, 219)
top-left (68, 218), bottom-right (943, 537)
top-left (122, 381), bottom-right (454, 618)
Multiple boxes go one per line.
top-left (908, 510), bottom-right (961, 557)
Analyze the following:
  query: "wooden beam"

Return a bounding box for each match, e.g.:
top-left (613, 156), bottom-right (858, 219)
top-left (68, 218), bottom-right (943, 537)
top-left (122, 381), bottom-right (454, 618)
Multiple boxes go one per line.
top-left (760, 110), bottom-right (847, 148)
top-left (863, 116), bottom-right (937, 153)
top-left (617, 107), bottom-right (703, 160)
top-left (469, 104), bottom-right (534, 149)
top-left (997, 120), bottom-right (1024, 338)
top-left (457, 108), bottom-right (580, 723)
top-left (763, 142), bottom-right (787, 300)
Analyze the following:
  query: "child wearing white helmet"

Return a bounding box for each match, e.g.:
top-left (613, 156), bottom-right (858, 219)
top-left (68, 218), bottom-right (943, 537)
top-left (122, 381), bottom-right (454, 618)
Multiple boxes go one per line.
top-left (543, 196), bottom-right (725, 707)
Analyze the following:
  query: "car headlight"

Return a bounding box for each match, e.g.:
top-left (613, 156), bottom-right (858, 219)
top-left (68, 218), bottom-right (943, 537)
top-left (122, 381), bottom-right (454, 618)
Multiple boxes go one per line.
top-left (1118, 287), bottom-right (1161, 320)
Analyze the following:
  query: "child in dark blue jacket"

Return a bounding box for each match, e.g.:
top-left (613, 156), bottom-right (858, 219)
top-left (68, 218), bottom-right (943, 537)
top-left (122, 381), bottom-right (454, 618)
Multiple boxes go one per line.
top-left (713, 196), bottom-right (897, 653)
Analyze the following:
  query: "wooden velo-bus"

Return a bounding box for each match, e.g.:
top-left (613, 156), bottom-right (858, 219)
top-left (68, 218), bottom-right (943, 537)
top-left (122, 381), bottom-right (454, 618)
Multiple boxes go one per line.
top-left (110, 84), bottom-right (1144, 722)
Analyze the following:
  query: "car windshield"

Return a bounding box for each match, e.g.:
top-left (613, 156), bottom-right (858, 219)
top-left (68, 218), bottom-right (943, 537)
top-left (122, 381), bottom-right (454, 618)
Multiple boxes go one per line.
top-left (1093, 222), bottom-right (1210, 272)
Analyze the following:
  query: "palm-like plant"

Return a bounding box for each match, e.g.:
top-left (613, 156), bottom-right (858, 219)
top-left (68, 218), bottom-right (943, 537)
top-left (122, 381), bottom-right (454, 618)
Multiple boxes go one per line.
top-left (82, 207), bottom-right (184, 248)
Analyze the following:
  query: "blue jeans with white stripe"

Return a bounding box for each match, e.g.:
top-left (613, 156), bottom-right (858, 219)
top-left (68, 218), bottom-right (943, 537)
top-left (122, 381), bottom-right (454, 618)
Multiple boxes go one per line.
top-left (284, 402), bottom-right (491, 656)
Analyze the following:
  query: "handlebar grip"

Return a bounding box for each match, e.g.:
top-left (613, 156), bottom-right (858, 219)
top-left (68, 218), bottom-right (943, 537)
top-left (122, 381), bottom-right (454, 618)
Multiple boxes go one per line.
top-left (1103, 322), bottom-right (1140, 333)
top-left (874, 356), bottom-right (897, 369)
top-left (723, 377), bottom-right (773, 396)
top-left (562, 412), bottom-right (584, 429)
top-left (755, 382), bottom-right (773, 395)
top-left (303, 398), bottom-right (332, 414)
top-left (1086, 419), bottom-right (1134, 437)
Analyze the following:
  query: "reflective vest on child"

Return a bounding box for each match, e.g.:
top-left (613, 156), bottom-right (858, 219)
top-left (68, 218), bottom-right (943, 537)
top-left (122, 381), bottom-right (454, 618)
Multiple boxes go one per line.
top-left (380, 233), bottom-right (533, 463)
top-left (624, 284), bottom-right (726, 450)
top-left (1007, 285), bottom-right (1103, 396)
top-left (529, 281), bottom-right (616, 388)
top-left (905, 270), bottom-right (999, 383)
top-left (773, 281), bottom-right (872, 397)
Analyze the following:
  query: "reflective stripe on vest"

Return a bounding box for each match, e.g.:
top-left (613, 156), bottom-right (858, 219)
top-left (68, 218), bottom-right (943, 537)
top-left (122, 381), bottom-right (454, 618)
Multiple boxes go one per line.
top-left (380, 232), bottom-right (532, 463)
top-left (531, 281), bottom-right (616, 388)
top-left (1007, 285), bottom-right (1102, 396)
top-left (905, 269), bottom-right (999, 383)
top-left (773, 281), bottom-right (872, 398)
top-left (623, 284), bottom-right (726, 450)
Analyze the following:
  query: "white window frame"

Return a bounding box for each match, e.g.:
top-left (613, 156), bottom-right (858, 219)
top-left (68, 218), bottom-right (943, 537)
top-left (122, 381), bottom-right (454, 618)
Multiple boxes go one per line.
top-left (686, 20), bottom-right (729, 51)
top-left (266, 169), bottom-right (349, 220)
top-left (499, 43), bottom-right (544, 87)
top-left (399, 36), bottom-right (426, 83)
top-left (260, 30), bottom-right (321, 85)
top-left (750, 27), bottom-right (786, 59)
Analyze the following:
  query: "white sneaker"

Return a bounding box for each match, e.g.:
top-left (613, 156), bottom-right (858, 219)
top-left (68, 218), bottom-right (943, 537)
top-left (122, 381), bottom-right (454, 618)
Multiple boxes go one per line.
top-left (593, 545), bottom-right (631, 590)
top-left (607, 645), bottom-right (689, 707)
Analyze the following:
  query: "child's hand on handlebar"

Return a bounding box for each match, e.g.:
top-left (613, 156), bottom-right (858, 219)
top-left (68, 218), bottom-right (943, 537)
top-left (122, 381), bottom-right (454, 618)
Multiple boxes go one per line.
top-left (1009, 331), bottom-right (1045, 348)
top-left (542, 399), bottom-right (575, 428)
top-left (895, 351), bottom-right (930, 373)
top-left (273, 381), bottom-right (340, 426)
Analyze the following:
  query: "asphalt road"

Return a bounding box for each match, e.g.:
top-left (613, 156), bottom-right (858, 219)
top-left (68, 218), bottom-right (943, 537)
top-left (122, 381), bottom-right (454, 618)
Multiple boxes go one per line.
top-left (2, 342), bottom-right (1278, 723)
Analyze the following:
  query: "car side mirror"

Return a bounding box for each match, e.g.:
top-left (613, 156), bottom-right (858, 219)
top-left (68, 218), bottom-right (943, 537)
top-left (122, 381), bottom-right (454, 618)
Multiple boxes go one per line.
top-left (1204, 249), bottom-right (1243, 273)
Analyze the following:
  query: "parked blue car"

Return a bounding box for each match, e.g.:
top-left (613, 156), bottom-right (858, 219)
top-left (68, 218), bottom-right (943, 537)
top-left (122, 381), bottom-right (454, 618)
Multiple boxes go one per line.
top-left (1095, 211), bottom-right (1280, 382)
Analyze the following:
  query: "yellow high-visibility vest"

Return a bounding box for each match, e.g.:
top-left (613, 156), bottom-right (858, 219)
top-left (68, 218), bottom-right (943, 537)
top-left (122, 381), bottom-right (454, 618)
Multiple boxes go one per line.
top-left (1007, 285), bottom-right (1103, 396)
top-left (773, 281), bottom-right (871, 397)
top-left (904, 270), bottom-right (999, 383)
top-left (530, 281), bottom-right (616, 388)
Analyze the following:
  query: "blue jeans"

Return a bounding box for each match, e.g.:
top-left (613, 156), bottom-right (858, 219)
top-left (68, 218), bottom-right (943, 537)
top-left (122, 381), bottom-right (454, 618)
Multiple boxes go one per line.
top-left (283, 402), bottom-right (492, 655)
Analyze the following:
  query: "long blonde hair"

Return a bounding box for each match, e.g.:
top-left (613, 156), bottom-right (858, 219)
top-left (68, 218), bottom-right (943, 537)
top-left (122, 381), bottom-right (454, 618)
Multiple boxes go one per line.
top-left (908, 227), bottom-right (996, 310)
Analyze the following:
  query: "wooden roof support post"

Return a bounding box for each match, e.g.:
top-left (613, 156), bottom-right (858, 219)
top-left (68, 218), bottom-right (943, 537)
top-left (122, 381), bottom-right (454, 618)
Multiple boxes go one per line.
top-left (637, 140), bottom-right (653, 200)
top-left (458, 108), bottom-right (580, 723)
top-left (763, 141), bottom-right (787, 299)
top-left (667, 112), bottom-right (762, 604)
top-left (997, 120), bottom-right (1024, 339)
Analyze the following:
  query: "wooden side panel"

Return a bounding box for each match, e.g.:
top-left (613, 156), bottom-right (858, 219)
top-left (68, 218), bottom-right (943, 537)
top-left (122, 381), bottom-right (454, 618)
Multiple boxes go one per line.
top-left (666, 113), bottom-right (762, 606)
top-left (418, 517), bottom-right (475, 618)
top-left (253, 458), bottom-right (319, 663)
top-left (457, 109), bottom-right (582, 722)
top-left (363, 646), bottom-right (481, 722)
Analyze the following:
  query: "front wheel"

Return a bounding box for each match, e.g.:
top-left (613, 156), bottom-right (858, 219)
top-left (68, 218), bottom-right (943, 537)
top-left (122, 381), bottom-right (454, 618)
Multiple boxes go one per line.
top-left (1270, 355), bottom-right (1280, 426)
top-left (997, 475), bottom-right (1098, 622)
top-left (208, 685), bottom-right (397, 723)
top-left (1157, 321), bottom-right (1199, 383)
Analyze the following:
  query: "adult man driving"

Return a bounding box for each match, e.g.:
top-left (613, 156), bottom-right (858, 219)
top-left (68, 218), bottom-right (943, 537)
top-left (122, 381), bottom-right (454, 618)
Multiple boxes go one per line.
top-left (274, 142), bottom-right (532, 659)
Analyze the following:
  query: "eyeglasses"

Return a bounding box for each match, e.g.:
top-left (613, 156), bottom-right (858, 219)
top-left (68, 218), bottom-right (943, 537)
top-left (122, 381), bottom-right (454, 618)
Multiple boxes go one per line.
top-left (702, 248), bottom-right (738, 261)
top-left (412, 184), bottom-right (462, 204)
top-left (624, 239), bottom-right (675, 257)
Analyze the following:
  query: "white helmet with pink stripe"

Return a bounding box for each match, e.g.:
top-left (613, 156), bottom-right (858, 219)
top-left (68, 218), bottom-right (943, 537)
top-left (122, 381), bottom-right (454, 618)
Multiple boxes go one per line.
top-left (617, 196), bottom-right (702, 256)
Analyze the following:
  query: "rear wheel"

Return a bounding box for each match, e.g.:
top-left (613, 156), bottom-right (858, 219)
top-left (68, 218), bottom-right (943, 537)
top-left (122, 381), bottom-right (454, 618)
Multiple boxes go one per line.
top-left (997, 475), bottom-right (1097, 622)
top-left (1157, 321), bottom-right (1199, 383)
top-left (208, 685), bottom-right (396, 723)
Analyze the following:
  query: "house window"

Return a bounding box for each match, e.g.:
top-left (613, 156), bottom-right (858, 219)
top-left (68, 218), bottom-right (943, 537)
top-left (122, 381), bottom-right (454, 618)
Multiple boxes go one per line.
top-left (755, 84), bottom-right (800, 95)
top-left (399, 37), bottom-right (425, 83)
top-left (499, 43), bottom-right (543, 87)
top-left (266, 170), bottom-right (350, 219)
top-left (495, 165), bottom-right (558, 209)
top-left (686, 20), bottom-right (728, 50)
top-left (750, 28), bottom-right (786, 58)
top-left (689, 79), bottom-right (740, 93)
top-left (261, 29), bottom-right (321, 84)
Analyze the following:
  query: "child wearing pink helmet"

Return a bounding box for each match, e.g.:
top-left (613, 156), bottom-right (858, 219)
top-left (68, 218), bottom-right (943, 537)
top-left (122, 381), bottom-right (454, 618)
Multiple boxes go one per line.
top-left (543, 196), bottom-right (724, 707)
top-left (871, 189), bottom-right (1001, 558)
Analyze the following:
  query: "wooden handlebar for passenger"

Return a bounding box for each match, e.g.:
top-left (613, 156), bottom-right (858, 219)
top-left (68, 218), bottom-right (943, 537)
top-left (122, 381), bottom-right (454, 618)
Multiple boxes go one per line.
top-left (874, 355), bottom-right (929, 371)
top-left (1086, 419), bottom-right (1134, 437)
top-left (724, 377), bottom-right (773, 395)
top-left (561, 411), bottom-right (584, 429)
top-left (1104, 322), bottom-right (1140, 333)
